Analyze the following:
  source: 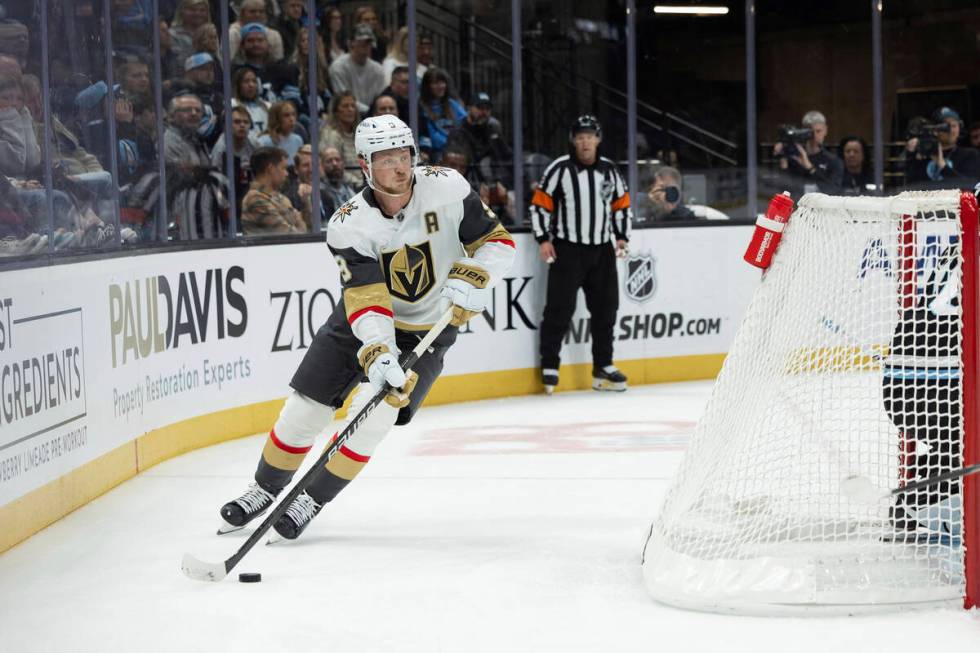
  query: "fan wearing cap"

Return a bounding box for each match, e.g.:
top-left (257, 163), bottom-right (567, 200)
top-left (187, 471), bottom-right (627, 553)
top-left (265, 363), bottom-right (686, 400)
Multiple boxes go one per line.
top-left (229, 0), bottom-right (286, 63)
top-left (167, 53), bottom-right (224, 143)
top-left (530, 114), bottom-right (632, 395)
top-left (329, 23), bottom-right (386, 115)
top-left (216, 116), bottom-right (515, 541)
top-left (446, 91), bottom-right (512, 215)
top-left (904, 106), bottom-right (980, 191)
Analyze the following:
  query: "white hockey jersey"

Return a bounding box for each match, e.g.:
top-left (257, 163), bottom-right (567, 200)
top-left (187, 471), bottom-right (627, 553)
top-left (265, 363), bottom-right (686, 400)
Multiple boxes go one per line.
top-left (327, 166), bottom-right (516, 350)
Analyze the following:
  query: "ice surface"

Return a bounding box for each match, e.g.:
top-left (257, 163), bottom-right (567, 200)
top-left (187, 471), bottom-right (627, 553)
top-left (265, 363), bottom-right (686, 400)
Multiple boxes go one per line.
top-left (0, 382), bottom-right (976, 652)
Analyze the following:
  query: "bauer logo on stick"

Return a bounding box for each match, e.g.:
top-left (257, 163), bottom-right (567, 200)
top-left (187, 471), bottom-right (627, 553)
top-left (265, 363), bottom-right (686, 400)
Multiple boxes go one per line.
top-left (624, 253), bottom-right (657, 304)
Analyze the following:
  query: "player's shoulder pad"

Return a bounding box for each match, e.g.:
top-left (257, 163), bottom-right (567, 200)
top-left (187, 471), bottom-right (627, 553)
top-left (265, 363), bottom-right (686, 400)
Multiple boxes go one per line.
top-left (326, 192), bottom-right (375, 251)
top-left (413, 165), bottom-right (472, 206)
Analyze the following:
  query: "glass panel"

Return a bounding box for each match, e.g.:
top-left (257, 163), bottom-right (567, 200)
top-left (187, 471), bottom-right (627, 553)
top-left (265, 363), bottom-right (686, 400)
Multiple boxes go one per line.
top-left (638, 3), bottom-right (746, 220)
top-left (0, 3), bottom-right (50, 257)
top-left (416, 0), bottom-right (516, 223)
top-left (883, 0), bottom-right (980, 193)
top-left (521, 0), bottom-right (632, 224)
top-left (756, 1), bottom-right (874, 207)
top-left (35, 1), bottom-right (121, 252)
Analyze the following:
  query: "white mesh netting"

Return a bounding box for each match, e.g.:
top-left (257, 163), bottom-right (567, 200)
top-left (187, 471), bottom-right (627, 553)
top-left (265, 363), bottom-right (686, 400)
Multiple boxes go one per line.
top-left (642, 191), bottom-right (969, 614)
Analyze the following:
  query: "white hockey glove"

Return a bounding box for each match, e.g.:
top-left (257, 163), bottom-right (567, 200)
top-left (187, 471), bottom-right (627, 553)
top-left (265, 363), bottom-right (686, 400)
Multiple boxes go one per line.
top-left (440, 258), bottom-right (491, 327)
top-left (358, 342), bottom-right (407, 394)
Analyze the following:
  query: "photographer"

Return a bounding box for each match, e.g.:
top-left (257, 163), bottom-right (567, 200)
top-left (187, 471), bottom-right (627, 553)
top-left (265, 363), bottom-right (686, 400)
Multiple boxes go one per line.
top-left (647, 166), bottom-right (694, 221)
top-left (772, 110), bottom-right (843, 195)
top-left (904, 107), bottom-right (979, 191)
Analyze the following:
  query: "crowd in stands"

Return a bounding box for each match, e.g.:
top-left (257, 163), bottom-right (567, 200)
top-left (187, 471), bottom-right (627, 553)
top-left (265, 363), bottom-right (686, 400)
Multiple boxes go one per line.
top-left (2, 1), bottom-right (977, 257)
top-left (0, 0), bottom-right (517, 256)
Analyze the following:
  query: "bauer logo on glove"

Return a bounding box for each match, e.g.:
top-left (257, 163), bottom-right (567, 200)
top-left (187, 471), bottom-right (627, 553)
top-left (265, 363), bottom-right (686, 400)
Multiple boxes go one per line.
top-left (441, 258), bottom-right (492, 327)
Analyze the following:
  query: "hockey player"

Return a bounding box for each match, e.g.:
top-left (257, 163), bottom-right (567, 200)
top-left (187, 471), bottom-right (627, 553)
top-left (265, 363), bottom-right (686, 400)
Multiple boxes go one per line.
top-left (218, 115), bottom-right (515, 540)
top-left (882, 235), bottom-right (962, 541)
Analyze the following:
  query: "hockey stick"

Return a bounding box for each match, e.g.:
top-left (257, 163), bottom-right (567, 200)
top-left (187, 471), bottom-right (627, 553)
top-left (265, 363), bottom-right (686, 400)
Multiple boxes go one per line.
top-left (181, 307), bottom-right (455, 582)
top-left (841, 463), bottom-right (980, 503)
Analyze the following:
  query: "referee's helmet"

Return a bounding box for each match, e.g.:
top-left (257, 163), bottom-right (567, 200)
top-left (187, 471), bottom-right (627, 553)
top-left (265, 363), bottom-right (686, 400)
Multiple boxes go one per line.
top-left (570, 114), bottom-right (602, 141)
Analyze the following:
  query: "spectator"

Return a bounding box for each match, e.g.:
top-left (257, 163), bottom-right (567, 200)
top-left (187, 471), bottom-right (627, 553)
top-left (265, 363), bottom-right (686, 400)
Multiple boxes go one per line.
top-left (441, 145), bottom-right (483, 198)
top-left (321, 6), bottom-right (347, 63)
top-left (229, 0), bottom-right (286, 62)
top-left (530, 115), bottom-right (632, 395)
top-left (157, 20), bottom-right (183, 81)
top-left (378, 65), bottom-right (410, 123)
top-left (839, 135), bottom-right (874, 196)
top-left (320, 145), bottom-right (356, 210)
top-left (241, 146), bottom-right (308, 235)
top-left (353, 5), bottom-right (388, 62)
top-left (0, 18), bottom-right (28, 70)
top-left (117, 60), bottom-right (151, 103)
top-left (647, 166), bottom-right (694, 221)
top-left (416, 32), bottom-right (434, 80)
top-left (418, 67), bottom-right (465, 163)
top-left (233, 23), bottom-right (275, 73)
top-left (211, 105), bottom-right (260, 214)
top-left (289, 27), bottom-right (331, 125)
top-left (904, 107), bottom-right (979, 191)
top-left (286, 143), bottom-right (332, 227)
top-left (446, 90), bottom-right (512, 195)
top-left (171, 53), bottom-right (224, 143)
top-left (773, 110), bottom-right (843, 195)
top-left (169, 0), bottom-right (211, 65)
top-left (970, 121), bottom-right (980, 150)
top-left (192, 22), bottom-right (222, 65)
top-left (329, 24), bottom-right (385, 115)
top-left (319, 90), bottom-right (363, 188)
top-left (382, 26), bottom-right (408, 84)
top-left (370, 93), bottom-right (398, 117)
top-left (0, 75), bottom-right (41, 179)
top-left (257, 100), bottom-right (304, 160)
top-left (274, 0), bottom-right (305, 61)
top-left (164, 94), bottom-right (229, 239)
top-left (231, 67), bottom-right (271, 136)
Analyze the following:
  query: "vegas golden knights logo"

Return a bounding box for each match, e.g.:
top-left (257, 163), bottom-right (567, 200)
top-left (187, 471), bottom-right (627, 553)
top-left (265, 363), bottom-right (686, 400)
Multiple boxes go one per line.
top-left (381, 241), bottom-right (436, 302)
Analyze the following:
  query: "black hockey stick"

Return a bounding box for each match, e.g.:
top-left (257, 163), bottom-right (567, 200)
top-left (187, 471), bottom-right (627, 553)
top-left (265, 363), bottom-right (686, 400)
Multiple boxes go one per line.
top-left (181, 307), bottom-right (455, 582)
top-left (841, 463), bottom-right (980, 503)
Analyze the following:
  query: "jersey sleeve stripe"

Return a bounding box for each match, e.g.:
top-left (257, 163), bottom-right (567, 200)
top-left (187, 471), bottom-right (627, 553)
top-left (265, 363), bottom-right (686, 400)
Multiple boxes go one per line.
top-left (348, 305), bottom-right (394, 324)
top-left (487, 238), bottom-right (516, 248)
top-left (531, 188), bottom-right (555, 212)
top-left (463, 223), bottom-right (514, 257)
top-left (344, 282), bottom-right (394, 324)
top-left (611, 192), bottom-right (631, 212)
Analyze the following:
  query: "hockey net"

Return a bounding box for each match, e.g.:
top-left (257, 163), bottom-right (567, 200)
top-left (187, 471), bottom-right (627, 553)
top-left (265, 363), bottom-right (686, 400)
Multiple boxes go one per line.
top-left (642, 190), bottom-right (979, 614)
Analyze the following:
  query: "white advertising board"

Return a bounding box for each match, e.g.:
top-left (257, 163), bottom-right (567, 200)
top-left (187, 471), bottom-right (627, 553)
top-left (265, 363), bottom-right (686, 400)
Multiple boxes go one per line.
top-left (0, 225), bottom-right (758, 506)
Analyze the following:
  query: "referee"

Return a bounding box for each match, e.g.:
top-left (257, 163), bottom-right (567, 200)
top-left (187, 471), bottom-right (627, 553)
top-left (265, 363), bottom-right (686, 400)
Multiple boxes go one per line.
top-left (530, 114), bottom-right (632, 394)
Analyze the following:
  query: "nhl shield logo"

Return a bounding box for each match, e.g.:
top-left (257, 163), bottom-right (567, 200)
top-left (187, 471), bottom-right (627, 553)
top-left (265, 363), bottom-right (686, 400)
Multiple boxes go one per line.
top-left (624, 254), bottom-right (656, 303)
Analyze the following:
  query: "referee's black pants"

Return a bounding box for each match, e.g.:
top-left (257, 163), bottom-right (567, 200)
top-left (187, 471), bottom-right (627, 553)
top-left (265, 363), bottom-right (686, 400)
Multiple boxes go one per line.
top-left (540, 238), bottom-right (619, 371)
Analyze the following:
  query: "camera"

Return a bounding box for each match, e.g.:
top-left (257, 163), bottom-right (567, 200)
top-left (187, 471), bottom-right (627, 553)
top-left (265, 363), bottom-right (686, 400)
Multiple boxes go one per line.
top-left (776, 125), bottom-right (814, 156)
top-left (907, 117), bottom-right (952, 157)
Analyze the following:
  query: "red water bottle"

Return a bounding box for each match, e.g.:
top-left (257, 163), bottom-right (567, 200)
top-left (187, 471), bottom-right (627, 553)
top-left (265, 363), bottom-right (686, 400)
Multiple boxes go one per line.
top-left (743, 192), bottom-right (795, 270)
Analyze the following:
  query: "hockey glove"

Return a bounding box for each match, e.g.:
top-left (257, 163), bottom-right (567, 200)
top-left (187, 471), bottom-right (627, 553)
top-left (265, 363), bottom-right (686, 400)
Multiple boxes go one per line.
top-left (440, 258), bottom-right (491, 327)
top-left (359, 342), bottom-right (407, 394)
top-left (384, 370), bottom-right (419, 408)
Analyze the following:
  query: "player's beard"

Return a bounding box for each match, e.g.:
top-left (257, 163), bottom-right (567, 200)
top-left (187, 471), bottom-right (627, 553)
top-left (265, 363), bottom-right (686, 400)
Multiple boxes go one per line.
top-left (375, 171), bottom-right (412, 196)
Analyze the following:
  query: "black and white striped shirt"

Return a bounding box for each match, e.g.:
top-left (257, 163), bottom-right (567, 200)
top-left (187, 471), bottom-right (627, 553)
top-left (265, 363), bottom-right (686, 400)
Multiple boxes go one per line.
top-left (530, 155), bottom-right (633, 245)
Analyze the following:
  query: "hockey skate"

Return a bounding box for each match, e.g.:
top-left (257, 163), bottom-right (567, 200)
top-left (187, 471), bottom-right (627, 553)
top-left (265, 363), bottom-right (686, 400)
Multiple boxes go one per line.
top-left (269, 491), bottom-right (323, 542)
top-left (218, 483), bottom-right (278, 534)
top-left (592, 366), bottom-right (627, 392)
top-left (542, 369), bottom-right (559, 395)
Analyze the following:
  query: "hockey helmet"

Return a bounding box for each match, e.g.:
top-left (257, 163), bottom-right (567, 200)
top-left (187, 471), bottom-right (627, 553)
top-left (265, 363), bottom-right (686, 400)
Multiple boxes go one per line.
top-left (570, 114), bottom-right (602, 141)
top-left (354, 115), bottom-right (418, 190)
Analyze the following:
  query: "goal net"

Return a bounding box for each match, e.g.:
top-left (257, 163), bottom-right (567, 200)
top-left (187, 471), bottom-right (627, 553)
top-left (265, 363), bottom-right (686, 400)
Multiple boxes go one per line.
top-left (642, 190), bottom-right (979, 614)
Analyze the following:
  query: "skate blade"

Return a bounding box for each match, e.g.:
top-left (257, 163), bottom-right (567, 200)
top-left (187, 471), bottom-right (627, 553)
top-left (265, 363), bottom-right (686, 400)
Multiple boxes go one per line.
top-left (216, 522), bottom-right (245, 535)
top-left (592, 379), bottom-right (627, 392)
top-left (266, 532), bottom-right (285, 546)
top-left (543, 385), bottom-right (556, 395)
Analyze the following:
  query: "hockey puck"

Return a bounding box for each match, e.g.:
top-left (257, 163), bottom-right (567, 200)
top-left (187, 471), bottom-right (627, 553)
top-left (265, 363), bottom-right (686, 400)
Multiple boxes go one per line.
top-left (238, 572), bottom-right (262, 583)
